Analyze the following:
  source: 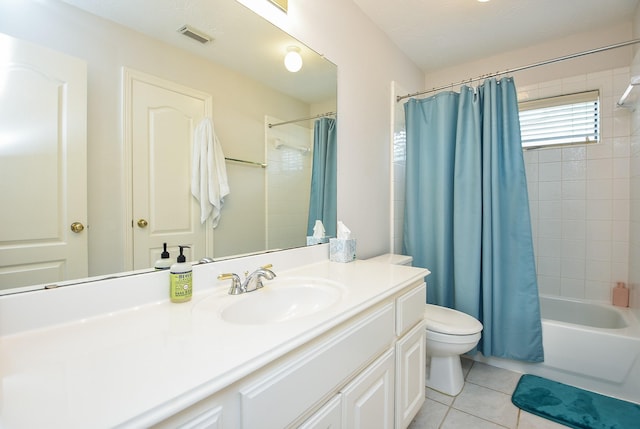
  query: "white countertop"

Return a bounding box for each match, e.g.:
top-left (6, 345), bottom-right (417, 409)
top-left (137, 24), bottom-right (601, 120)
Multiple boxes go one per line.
top-left (0, 259), bottom-right (428, 428)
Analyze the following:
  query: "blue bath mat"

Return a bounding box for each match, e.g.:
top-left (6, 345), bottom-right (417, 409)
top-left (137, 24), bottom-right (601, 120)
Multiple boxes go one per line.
top-left (512, 374), bottom-right (640, 429)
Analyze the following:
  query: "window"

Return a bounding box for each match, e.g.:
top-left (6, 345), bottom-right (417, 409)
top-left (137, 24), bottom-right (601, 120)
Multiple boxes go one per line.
top-left (518, 90), bottom-right (599, 149)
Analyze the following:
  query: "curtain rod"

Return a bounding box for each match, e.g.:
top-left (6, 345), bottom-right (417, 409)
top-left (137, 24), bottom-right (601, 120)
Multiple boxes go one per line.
top-left (397, 38), bottom-right (640, 102)
top-left (225, 157), bottom-right (267, 168)
top-left (268, 111), bottom-right (337, 128)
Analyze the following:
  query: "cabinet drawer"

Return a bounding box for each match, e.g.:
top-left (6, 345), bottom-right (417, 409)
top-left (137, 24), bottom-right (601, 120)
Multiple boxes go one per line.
top-left (396, 282), bottom-right (426, 336)
top-left (240, 303), bottom-right (395, 429)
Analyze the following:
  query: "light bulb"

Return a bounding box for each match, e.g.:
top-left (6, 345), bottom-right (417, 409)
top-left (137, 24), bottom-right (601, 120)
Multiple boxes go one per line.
top-left (284, 46), bottom-right (302, 72)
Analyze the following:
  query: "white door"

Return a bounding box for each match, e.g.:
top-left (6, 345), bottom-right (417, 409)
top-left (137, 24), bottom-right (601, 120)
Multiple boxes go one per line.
top-left (0, 34), bottom-right (87, 290)
top-left (125, 70), bottom-right (212, 269)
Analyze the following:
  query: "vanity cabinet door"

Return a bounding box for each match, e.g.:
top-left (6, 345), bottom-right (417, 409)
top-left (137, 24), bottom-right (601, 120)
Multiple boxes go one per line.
top-left (395, 321), bottom-right (426, 429)
top-left (341, 348), bottom-right (395, 429)
top-left (298, 395), bottom-right (342, 429)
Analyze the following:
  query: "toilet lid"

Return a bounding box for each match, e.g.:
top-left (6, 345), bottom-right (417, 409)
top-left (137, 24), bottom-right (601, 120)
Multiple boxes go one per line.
top-left (424, 304), bottom-right (483, 335)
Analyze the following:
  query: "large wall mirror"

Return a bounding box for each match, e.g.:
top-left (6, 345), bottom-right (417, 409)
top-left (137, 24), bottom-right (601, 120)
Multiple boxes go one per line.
top-left (0, 0), bottom-right (337, 294)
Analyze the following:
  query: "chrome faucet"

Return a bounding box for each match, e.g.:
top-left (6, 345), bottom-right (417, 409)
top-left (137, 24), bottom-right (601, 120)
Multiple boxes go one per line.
top-left (244, 266), bottom-right (276, 292)
top-left (218, 264), bottom-right (276, 295)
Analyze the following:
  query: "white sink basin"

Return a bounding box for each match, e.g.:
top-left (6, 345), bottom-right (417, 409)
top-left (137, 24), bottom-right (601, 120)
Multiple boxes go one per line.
top-left (216, 278), bottom-right (345, 325)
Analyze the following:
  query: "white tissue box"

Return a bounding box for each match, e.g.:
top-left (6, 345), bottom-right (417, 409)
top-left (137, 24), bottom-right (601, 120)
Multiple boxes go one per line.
top-left (329, 238), bottom-right (356, 263)
top-left (307, 236), bottom-right (329, 245)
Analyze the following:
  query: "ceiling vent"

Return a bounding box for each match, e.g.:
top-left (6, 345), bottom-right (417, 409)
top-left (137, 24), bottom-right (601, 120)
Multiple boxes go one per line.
top-left (177, 25), bottom-right (213, 44)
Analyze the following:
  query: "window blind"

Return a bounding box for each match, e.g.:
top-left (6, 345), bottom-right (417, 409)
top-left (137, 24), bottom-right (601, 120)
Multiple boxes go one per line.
top-left (518, 90), bottom-right (599, 149)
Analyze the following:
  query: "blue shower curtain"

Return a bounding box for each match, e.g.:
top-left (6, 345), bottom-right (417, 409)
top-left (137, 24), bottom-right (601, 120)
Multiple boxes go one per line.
top-left (307, 117), bottom-right (337, 237)
top-left (403, 78), bottom-right (543, 362)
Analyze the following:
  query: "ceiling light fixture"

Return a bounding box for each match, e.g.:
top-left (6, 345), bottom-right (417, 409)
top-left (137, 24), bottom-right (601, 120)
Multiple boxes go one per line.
top-left (284, 46), bottom-right (303, 72)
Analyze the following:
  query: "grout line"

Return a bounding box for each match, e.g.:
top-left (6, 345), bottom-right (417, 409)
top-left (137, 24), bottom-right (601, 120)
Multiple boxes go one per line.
top-left (465, 379), bottom-right (517, 396)
top-left (437, 405), bottom-right (452, 429)
top-left (419, 359), bottom-right (526, 428)
top-left (516, 409), bottom-right (523, 428)
top-left (449, 408), bottom-right (514, 429)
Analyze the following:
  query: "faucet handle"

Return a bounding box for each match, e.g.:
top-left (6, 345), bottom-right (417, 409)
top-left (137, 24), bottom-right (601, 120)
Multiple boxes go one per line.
top-left (261, 263), bottom-right (273, 270)
top-left (218, 273), bottom-right (243, 295)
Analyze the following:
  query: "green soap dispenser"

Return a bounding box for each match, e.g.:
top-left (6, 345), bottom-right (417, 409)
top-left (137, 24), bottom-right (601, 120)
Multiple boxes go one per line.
top-left (154, 243), bottom-right (172, 270)
top-left (170, 245), bottom-right (192, 303)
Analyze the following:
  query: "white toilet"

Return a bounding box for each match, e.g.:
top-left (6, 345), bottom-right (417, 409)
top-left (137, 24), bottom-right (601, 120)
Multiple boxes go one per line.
top-left (423, 304), bottom-right (483, 396)
top-left (367, 254), bottom-right (483, 396)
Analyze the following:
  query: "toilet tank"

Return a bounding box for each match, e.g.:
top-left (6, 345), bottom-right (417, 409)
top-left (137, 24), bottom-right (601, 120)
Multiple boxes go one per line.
top-left (366, 253), bottom-right (413, 266)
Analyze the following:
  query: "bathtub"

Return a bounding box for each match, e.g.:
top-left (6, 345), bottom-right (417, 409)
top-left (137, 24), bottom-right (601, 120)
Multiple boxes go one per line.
top-left (474, 295), bottom-right (640, 404)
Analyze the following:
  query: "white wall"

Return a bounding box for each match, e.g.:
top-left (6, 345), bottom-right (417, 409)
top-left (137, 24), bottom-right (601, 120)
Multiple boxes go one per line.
top-left (240, 0), bottom-right (425, 258)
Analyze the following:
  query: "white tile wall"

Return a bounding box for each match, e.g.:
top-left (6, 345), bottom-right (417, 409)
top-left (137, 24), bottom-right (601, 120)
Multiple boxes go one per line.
top-left (520, 68), bottom-right (631, 301)
top-left (629, 50), bottom-right (640, 315)
top-left (392, 82), bottom-right (408, 253)
top-left (265, 116), bottom-right (313, 250)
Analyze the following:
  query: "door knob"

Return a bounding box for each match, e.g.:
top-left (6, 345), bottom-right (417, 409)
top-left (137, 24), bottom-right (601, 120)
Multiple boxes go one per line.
top-left (70, 222), bottom-right (85, 233)
top-left (137, 219), bottom-right (149, 228)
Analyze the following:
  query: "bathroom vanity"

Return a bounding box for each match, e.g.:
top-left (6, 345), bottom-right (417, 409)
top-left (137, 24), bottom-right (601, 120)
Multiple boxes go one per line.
top-left (0, 247), bottom-right (429, 428)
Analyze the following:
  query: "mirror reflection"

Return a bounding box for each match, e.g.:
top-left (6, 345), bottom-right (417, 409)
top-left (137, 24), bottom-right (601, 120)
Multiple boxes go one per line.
top-left (0, 0), bottom-right (337, 294)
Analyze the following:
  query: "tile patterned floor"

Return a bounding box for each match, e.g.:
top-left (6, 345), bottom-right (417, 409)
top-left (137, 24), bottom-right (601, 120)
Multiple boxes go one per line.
top-left (408, 358), bottom-right (570, 429)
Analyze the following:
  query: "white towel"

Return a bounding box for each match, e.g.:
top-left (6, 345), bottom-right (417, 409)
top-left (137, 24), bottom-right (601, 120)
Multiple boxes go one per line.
top-left (191, 117), bottom-right (230, 227)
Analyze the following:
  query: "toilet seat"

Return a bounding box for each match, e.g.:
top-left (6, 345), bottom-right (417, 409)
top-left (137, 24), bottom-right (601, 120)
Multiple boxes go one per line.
top-left (424, 304), bottom-right (483, 335)
top-left (426, 328), bottom-right (481, 344)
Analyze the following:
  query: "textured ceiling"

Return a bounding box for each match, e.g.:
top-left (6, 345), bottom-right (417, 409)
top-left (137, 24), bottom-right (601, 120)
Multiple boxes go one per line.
top-left (352, 0), bottom-right (640, 73)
